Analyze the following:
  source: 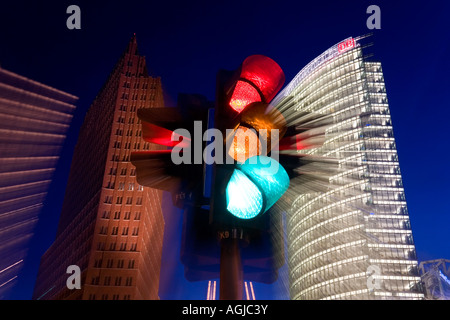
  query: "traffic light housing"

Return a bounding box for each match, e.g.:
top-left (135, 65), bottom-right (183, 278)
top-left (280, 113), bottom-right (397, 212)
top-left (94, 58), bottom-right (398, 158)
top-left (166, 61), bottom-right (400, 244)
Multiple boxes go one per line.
top-left (131, 94), bottom-right (213, 208)
top-left (131, 56), bottom-right (292, 287)
top-left (211, 55), bottom-right (289, 230)
top-left (208, 55), bottom-right (290, 287)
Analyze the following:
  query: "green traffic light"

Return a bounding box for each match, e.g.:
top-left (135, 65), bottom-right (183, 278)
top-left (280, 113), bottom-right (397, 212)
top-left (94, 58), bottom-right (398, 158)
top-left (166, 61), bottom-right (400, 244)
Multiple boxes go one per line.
top-left (225, 156), bottom-right (289, 219)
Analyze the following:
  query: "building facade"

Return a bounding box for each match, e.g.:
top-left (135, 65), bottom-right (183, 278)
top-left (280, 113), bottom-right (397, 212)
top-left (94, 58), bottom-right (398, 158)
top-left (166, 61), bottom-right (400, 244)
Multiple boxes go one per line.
top-left (273, 36), bottom-right (424, 300)
top-left (419, 259), bottom-right (450, 300)
top-left (0, 67), bottom-right (77, 299)
top-left (33, 35), bottom-right (166, 300)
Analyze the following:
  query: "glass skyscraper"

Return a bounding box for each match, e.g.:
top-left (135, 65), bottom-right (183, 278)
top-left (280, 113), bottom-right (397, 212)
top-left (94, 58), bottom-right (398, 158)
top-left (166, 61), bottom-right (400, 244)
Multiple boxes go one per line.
top-left (273, 36), bottom-right (424, 300)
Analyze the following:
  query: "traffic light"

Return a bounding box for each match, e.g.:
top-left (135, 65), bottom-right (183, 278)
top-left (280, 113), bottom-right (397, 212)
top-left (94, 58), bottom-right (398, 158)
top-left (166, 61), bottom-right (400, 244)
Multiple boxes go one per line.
top-left (130, 94), bottom-right (224, 284)
top-left (130, 56), bottom-right (292, 296)
top-left (211, 54), bottom-right (289, 229)
top-left (207, 55), bottom-right (291, 298)
top-left (130, 93), bottom-right (212, 207)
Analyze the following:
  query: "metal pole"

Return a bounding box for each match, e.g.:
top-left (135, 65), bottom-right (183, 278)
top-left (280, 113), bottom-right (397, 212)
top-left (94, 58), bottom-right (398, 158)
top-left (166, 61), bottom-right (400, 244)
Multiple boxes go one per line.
top-left (219, 231), bottom-right (243, 300)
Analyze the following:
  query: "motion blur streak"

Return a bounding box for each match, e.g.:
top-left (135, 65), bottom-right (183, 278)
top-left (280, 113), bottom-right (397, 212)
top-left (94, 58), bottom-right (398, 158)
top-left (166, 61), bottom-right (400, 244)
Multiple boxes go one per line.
top-left (0, 67), bottom-right (77, 299)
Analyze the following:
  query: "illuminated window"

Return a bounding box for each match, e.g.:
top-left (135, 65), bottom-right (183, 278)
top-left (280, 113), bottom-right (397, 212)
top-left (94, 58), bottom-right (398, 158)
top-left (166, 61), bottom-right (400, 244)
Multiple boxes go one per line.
top-left (125, 277), bottom-right (133, 286)
top-left (106, 181), bottom-right (115, 189)
top-left (94, 259), bottom-right (102, 268)
top-left (102, 211), bottom-right (110, 219)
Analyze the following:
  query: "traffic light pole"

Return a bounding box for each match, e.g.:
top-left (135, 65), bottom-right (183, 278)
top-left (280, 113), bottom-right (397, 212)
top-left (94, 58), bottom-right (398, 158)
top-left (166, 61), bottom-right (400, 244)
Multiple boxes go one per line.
top-left (219, 230), bottom-right (243, 300)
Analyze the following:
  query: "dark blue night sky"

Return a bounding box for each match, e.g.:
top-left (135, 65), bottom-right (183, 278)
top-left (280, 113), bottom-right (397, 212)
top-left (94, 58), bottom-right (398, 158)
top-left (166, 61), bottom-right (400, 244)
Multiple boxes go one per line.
top-left (1, 0), bottom-right (449, 299)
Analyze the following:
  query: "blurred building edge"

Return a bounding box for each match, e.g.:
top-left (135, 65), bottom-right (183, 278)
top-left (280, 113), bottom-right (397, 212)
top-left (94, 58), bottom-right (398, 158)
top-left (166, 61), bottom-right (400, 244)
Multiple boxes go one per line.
top-left (419, 259), bottom-right (450, 300)
top-left (32, 34), bottom-right (166, 300)
top-left (0, 67), bottom-right (77, 299)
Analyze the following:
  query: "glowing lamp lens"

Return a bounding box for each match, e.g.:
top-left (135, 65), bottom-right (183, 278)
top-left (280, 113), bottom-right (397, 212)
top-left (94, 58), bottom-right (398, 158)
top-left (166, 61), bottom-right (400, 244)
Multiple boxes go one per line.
top-left (229, 80), bottom-right (261, 113)
top-left (227, 126), bottom-right (261, 163)
top-left (240, 55), bottom-right (285, 103)
top-left (238, 156), bottom-right (289, 212)
top-left (226, 169), bottom-right (263, 219)
top-left (225, 156), bottom-right (290, 219)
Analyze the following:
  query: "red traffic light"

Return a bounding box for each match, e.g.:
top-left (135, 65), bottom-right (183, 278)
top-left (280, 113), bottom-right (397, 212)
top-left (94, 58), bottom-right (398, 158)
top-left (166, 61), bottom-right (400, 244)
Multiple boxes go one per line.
top-left (229, 55), bottom-right (285, 113)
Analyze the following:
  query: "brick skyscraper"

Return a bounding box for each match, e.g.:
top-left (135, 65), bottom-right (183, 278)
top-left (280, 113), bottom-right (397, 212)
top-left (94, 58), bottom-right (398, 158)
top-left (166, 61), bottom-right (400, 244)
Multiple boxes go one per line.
top-left (33, 35), bottom-right (166, 300)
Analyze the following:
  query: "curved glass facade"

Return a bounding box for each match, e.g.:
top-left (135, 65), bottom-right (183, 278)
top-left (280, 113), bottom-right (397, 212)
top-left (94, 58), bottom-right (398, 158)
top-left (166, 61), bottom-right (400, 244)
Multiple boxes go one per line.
top-left (274, 37), bottom-right (424, 300)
